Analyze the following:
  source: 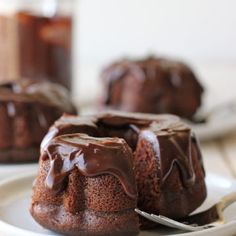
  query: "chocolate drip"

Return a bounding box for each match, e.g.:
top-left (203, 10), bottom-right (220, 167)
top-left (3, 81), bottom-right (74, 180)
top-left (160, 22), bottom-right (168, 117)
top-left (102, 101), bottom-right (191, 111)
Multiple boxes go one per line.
top-left (44, 134), bottom-right (137, 199)
top-left (45, 145), bottom-right (82, 193)
top-left (139, 129), bottom-right (195, 188)
top-left (101, 112), bottom-right (196, 188)
top-left (41, 127), bottom-right (59, 152)
top-left (161, 133), bottom-right (196, 187)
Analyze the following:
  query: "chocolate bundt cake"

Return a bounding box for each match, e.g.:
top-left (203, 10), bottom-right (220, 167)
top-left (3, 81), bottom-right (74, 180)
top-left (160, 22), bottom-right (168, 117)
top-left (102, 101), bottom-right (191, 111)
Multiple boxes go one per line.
top-left (0, 79), bottom-right (76, 163)
top-left (30, 111), bottom-right (207, 235)
top-left (101, 56), bottom-right (204, 119)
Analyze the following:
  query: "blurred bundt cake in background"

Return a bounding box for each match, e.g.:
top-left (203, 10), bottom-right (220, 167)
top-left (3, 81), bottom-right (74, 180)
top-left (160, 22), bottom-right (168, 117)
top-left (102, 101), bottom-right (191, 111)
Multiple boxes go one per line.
top-left (0, 79), bottom-right (76, 163)
top-left (101, 56), bottom-right (203, 120)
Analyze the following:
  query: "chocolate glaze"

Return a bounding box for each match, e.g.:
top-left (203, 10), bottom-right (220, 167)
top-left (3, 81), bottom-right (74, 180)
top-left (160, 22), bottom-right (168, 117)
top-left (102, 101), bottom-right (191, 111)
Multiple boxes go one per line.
top-left (44, 134), bottom-right (137, 199)
top-left (162, 133), bottom-right (195, 188)
top-left (102, 56), bottom-right (204, 94)
top-left (41, 111), bottom-right (204, 199)
top-left (138, 128), bottom-right (196, 188)
top-left (101, 56), bottom-right (204, 119)
top-left (41, 114), bottom-right (98, 151)
top-left (0, 79), bottom-right (75, 113)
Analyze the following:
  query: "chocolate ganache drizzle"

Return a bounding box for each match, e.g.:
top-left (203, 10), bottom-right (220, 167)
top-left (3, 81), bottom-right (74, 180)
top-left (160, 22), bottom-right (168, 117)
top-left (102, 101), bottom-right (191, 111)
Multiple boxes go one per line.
top-left (161, 132), bottom-right (195, 187)
top-left (138, 122), bottom-right (196, 188)
top-left (44, 133), bottom-right (137, 199)
top-left (42, 111), bottom-right (203, 198)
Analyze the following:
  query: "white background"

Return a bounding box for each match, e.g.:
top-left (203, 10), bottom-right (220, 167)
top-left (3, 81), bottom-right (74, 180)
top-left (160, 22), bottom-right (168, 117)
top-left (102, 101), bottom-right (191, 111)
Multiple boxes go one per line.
top-left (75, 0), bottom-right (236, 106)
top-left (79, 0), bottom-right (236, 65)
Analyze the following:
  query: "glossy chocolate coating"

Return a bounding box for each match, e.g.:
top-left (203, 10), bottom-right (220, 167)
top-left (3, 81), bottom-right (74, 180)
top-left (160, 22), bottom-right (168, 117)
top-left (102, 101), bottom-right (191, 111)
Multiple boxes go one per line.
top-left (44, 134), bottom-right (137, 199)
top-left (41, 111), bottom-right (204, 199)
top-left (101, 57), bottom-right (204, 119)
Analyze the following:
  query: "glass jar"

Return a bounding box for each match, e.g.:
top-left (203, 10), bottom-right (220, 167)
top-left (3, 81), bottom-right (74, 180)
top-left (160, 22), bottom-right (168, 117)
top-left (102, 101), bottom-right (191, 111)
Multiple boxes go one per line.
top-left (0, 0), bottom-right (74, 90)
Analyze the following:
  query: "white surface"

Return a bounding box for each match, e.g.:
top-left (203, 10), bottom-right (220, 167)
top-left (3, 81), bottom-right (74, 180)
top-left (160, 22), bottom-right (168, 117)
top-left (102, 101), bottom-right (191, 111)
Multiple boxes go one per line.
top-left (79, 0), bottom-right (236, 65)
top-left (0, 163), bottom-right (37, 179)
top-left (0, 173), bottom-right (235, 236)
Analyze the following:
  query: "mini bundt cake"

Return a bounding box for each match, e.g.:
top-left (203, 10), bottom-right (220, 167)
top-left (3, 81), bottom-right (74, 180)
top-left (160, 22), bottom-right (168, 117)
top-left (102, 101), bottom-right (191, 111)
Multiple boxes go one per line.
top-left (31, 134), bottom-right (139, 236)
top-left (101, 56), bottom-right (204, 119)
top-left (0, 79), bottom-right (76, 163)
top-left (30, 111), bottom-right (207, 235)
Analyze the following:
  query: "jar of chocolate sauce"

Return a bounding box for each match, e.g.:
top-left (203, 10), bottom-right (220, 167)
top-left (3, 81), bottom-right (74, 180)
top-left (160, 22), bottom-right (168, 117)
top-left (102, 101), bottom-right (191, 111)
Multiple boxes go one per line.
top-left (0, 0), bottom-right (74, 90)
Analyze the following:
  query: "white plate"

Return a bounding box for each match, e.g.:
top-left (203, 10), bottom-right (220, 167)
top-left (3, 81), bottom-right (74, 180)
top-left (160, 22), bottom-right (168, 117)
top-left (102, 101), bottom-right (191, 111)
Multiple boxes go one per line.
top-left (0, 172), bottom-right (236, 236)
top-left (0, 163), bottom-right (37, 180)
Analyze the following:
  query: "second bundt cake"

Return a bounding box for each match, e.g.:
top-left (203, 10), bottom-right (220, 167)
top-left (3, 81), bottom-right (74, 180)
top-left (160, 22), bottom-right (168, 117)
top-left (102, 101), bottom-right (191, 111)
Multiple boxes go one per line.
top-left (0, 79), bottom-right (76, 162)
top-left (30, 111), bottom-right (207, 235)
top-left (101, 56), bottom-right (204, 120)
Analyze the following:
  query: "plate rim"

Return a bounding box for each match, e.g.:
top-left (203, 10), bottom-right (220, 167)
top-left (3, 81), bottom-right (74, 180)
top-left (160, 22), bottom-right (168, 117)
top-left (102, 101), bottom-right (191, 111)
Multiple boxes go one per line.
top-left (0, 172), bottom-right (236, 236)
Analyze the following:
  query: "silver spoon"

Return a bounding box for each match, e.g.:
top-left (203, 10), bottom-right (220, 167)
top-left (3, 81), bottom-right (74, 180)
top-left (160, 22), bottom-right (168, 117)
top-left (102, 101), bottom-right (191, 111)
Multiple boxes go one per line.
top-left (135, 192), bottom-right (236, 232)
